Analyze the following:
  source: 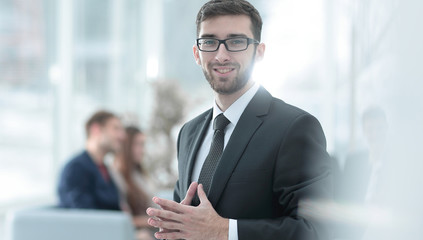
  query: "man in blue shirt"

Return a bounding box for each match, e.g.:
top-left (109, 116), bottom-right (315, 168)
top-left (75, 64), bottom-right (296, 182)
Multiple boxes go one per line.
top-left (58, 110), bottom-right (125, 210)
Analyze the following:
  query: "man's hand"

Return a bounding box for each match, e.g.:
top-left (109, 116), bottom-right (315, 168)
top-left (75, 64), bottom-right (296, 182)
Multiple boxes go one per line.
top-left (152, 182), bottom-right (198, 236)
top-left (146, 183), bottom-right (229, 240)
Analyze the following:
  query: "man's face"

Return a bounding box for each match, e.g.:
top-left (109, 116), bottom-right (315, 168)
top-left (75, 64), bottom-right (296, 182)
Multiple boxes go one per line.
top-left (99, 117), bottom-right (125, 154)
top-left (193, 15), bottom-right (265, 95)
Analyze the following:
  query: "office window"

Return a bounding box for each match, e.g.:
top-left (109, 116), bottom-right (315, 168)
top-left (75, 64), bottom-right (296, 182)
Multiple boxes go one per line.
top-left (0, 0), bottom-right (53, 204)
top-left (0, 0), bottom-right (147, 207)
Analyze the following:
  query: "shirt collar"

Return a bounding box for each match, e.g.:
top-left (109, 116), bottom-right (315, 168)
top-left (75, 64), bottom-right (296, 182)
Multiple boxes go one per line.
top-left (212, 82), bottom-right (260, 126)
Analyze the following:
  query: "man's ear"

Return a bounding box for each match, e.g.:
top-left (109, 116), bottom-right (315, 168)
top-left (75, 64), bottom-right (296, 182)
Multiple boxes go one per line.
top-left (255, 43), bottom-right (265, 62)
top-left (193, 44), bottom-right (202, 65)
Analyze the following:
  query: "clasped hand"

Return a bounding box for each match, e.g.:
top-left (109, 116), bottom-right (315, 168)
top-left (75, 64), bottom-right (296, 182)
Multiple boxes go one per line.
top-left (146, 182), bottom-right (228, 240)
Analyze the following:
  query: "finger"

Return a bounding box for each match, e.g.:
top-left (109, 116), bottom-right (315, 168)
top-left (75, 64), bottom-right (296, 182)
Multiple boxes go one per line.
top-left (151, 196), bottom-right (173, 211)
top-left (197, 184), bottom-right (210, 205)
top-left (148, 216), bottom-right (183, 231)
top-left (181, 182), bottom-right (198, 205)
top-left (155, 230), bottom-right (183, 240)
top-left (146, 207), bottom-right (182, 223)
top-left (158, 227), bottom-right (179, 234)
top-left (152, 197), bottom-right (188, 214)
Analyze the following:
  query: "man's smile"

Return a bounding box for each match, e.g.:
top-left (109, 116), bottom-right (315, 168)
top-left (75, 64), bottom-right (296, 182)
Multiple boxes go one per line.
top-left (213, 66), bottom-right (236, 76)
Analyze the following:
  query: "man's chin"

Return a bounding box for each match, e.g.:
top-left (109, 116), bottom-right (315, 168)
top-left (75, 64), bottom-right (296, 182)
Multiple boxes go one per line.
top-left (109, 147), bottom-right (121, 154)
top-left (214, 88), bottom-right (236, 95)
top-left (211, 80), bottom-right (249, 95)
top-left (211, 84), bottom-right (235, 95)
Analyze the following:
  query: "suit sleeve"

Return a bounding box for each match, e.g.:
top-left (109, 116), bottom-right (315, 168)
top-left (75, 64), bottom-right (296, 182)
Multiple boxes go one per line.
top-left (238, 114), bottom-right (333, 240)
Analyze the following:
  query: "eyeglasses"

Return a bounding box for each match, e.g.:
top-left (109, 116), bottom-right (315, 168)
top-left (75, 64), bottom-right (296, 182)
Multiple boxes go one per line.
top-left (196, 37), bottom-right (260, 52)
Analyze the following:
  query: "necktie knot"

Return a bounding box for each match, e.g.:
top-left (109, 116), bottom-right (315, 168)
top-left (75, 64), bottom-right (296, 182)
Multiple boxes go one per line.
top-left (213, 114), bottom-right (230, 131)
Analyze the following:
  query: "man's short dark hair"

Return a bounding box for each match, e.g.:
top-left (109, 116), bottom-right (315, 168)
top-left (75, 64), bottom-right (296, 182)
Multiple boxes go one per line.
top-left (85, 110), bottom-right (117, 138)
top-left (196, 0), bottom-right (263, 42)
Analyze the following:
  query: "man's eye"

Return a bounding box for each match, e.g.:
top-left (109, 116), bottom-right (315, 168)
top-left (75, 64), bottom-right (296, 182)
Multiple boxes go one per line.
top-left (229, 39), bottom-right (245, 45)
top-left (202, 40), bottom-right (216, 45)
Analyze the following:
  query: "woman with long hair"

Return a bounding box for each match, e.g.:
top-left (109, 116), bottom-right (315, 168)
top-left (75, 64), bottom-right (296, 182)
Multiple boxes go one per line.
top-left (112, 126), bottom-right (155, 240)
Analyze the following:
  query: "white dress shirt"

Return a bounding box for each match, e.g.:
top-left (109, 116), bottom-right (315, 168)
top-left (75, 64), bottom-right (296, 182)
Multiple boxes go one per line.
top-left (191, 82), bottom-right (260, 240)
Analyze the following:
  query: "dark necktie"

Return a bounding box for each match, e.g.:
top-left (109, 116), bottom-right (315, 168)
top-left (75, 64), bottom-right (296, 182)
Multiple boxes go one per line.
top-left (97, 163), bottom-right (110, 183)
top-left (193, 113), bottom-right (230, 206)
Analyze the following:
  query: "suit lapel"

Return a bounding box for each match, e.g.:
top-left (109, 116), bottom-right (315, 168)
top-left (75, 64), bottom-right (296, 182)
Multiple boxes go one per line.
top-left (208, 87), bottom-right (273, 207)
top-left (181, 110), bottom-right (212, 195)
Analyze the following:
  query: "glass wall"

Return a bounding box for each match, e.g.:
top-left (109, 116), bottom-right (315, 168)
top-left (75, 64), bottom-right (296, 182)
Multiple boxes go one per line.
top-left (0, 0), bottom-right (53, 206)
top-left (0, 0), bottom-right (151, 207)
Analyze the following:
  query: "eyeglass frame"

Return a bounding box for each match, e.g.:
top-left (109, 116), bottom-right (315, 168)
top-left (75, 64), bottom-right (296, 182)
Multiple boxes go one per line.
top-left (196, 37), bottom-right (260, 52)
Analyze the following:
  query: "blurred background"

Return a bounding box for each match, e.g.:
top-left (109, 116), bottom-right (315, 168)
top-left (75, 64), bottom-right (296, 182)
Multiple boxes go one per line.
top-left (1, 0), bottom-right (422, 239)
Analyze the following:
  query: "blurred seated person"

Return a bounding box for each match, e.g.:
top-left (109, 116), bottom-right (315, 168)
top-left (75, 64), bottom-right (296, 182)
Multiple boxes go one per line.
top-left (110, 126), bottom-right (156, 240)
top-left (58, 110), bottom-right (125, 210)
top-left (341, 106), bottom-right (388, 205)
top-left (337, 106), bottom-right (389, 240)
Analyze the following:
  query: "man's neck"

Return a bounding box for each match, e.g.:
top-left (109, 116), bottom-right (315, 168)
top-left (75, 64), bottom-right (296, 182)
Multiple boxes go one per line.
top-left (86, 140), bottom-right (105, 165)
top-left (215, 80), bottom-right (254, 112)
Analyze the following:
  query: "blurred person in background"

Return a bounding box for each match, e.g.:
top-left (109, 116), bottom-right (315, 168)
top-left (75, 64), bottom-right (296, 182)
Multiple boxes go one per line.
top-left (110, 126), bottom-right (156, 240)
top-left (337, 106), bottom-right (389, 239)
top-left (341, 106), bottom-right (388, 206)
top-left (57, 110), bottom-right (125, 210)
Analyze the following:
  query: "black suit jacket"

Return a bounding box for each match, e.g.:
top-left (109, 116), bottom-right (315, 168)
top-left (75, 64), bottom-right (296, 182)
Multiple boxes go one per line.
top-left (58, 150), bottom-right (120, 211)
top-left (174, 87), bottom-right (332, 240)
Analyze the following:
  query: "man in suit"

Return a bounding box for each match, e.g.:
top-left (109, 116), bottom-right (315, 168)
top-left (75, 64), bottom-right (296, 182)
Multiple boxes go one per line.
top-left (340, 107), bottom-right (388, 204)
top-left (146, 1), bottom-right (332, 239)
top-left (58, 110), bottom-right (125, 210)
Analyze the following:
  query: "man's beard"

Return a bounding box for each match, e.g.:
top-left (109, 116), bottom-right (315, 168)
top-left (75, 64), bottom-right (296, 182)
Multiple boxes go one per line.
top-left (100, 137), bottom-right (120, 154)
top-left (203, 54), bottom-right (256, 95)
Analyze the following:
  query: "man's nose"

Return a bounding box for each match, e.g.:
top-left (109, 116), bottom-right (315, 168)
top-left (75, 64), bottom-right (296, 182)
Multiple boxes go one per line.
top-left (215, 43), bottom-right (230, 63)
